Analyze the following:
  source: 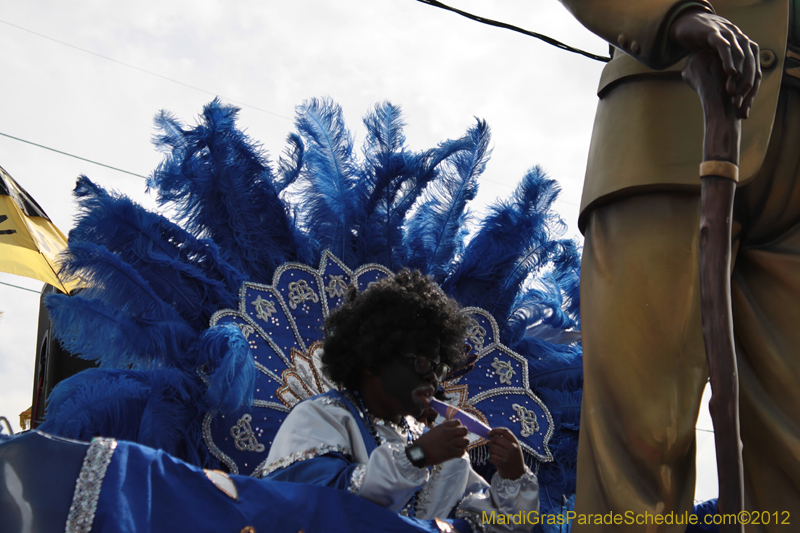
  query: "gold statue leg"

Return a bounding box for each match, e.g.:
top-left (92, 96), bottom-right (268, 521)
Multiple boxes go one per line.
top-left (574, 192), bottom-right (709, 532)
top-left (573, 89), bottom-right (800, 532)
top-left (731, 89), bottom-right (800, 532)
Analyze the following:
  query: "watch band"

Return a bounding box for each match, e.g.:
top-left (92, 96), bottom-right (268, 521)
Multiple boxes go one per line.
top-left (405, 444), bottom-right (426, 468)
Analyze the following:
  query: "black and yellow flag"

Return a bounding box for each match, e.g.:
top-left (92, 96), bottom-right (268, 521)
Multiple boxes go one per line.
top-left (0, 165), bottom-right (77, 293)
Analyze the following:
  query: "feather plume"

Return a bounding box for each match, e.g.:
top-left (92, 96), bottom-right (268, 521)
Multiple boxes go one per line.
top-left (559, 263), bottom-right (581, 330)
top-left (354, 101), bottom-right (411, 268)
top-left (534, 388), bottom-right (582, 430)
top-left (40, 368), bottom-right (198, 459)
top-left (293, 97), bottom-right (362, 266)
top-left (196, 324), bottom-right (257, 413)
top-left (405, 120), bottom-right (490, 280)
top-left (504, 275), bottom-right (581, 347)
top-left (537, 433), bottom-right (578, 527)
top-left (46, 293), bottom-right (196, 369)
top-left (518, 339), bottom-right (583, 392)
top-left (57, 241), bottom-right (188, 321)
top-left (275, 133), bottom-right (305, 193)
top-left (375, 136), bottom-right (476, 267)
top-left (69, 176), bottom-right (244, 329)
top-left (50, 240), bottom-right (198, 367)
top-left (149, 99), bottom-right (312, 280)
top-left (138, 369), bottom-right (201, 457)
top-left (443, 167), bottom-right (579, 326)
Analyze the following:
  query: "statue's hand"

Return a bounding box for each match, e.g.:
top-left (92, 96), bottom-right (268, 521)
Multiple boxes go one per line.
top-left (670, 11), bottom-right (761, 118)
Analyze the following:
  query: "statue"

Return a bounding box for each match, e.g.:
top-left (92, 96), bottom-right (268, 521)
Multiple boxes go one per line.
top-left (559, 0), bottom-right (798, 531)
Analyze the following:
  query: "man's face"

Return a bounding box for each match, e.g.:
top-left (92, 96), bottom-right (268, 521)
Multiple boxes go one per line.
top-left (378, 343), bottom-right (441, 418)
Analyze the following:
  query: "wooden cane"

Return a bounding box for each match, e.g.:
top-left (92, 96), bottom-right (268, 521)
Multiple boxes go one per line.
top-left (682, 51), bottom-right (744, 533)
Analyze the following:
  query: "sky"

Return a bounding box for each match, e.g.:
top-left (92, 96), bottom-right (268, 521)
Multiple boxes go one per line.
top-left (0, 0), bottom-right (718, 501)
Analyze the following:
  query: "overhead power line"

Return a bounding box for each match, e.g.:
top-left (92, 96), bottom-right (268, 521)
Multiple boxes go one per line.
top-left (0, 132), bottom-right (147, 178)
top-left (0, 280), bottom-right (41, 294)
top-left (415, 0), bottom-right (611, 63)
top-left (0, 18), bottom-right (292, 122)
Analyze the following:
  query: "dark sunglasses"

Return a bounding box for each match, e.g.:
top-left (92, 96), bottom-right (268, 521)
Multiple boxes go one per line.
top-left (403, 354), bottom-right (450, 381)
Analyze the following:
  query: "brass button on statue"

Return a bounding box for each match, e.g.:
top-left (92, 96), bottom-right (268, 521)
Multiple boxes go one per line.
top-left (617, 34), bottom-right (627, 48)
top-left (760, 49), bottom-right (776, 69)
top-left (630, 40), bottom-right (640, 55)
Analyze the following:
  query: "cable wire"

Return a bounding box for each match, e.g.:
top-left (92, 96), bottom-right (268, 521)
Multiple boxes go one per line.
top-left (0, 280), bottom-right (41, 294)
top-left (0, 132), bottom-right (147, 178)
top-left (415, 0), bottom-right (610, 63)
top-left (0, 16), bottom-right (586, 205)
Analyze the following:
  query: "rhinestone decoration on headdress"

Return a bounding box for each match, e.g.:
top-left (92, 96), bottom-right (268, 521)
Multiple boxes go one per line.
top-left (202, 251), bottom-right (553, 476)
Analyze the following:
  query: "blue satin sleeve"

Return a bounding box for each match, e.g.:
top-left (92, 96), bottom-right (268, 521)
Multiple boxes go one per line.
top-left (1, 431), bottom-right (451, 533)
top-left (265, 451), bottom-right (361, 491)
top-left (265, 453), bottom-right (473, 532)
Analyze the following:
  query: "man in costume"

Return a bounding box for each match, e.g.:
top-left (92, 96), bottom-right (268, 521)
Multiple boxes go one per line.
top-left (264, 270), bottom-right (540, 532)
top-left (557, 0), bottom-right (799, 530)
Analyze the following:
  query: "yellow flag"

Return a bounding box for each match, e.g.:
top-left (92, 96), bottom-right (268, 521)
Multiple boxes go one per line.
top-left (0, 165), bottom-right (78, 293)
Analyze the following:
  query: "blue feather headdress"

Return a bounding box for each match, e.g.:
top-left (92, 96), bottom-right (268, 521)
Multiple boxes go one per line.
top-left (42, 98), bottom-right (582, 528)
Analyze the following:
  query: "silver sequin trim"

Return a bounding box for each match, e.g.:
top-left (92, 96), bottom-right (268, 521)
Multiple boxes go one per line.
top-left (65, 437), bottom-right (117, 533)
top-left (254, 444), bottom-right (352, 478)
top-left (454, 489), bottom-right (492, 533)
top-left (495, 467), bottom-right (537, 492)
top-left (414, 463), bottom-right (443, 515)
top-left (321, 396), bottom-right (348, 409)
top-left (399, 498), bottom-right (414, 517)
top-left (454, 510), bottom-right (487, 533)
top-left (202, 410), bottom-right (238, 475)
top-left (348, 463), bottom-right (367, 494)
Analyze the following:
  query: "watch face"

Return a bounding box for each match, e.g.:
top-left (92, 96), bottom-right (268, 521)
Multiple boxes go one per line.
top-left (408, 445), bottom-right (425, 462)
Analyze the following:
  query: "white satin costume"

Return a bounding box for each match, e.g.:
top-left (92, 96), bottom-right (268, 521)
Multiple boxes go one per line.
top-left (260, 390), bottom-right (540, 533)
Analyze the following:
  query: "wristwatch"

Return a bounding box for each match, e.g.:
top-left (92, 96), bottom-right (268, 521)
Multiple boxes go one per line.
top-left (405, 443), bottom-right (426, 468)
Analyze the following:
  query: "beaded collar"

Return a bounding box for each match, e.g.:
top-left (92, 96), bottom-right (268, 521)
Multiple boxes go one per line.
top-left (345, 389), bottom-right (420, 517)
top-left (346, 389), bottom-right (414, 446)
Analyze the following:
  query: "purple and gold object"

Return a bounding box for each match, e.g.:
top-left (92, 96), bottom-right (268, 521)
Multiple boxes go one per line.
top-left (429, 398), bottom-right (492, 439)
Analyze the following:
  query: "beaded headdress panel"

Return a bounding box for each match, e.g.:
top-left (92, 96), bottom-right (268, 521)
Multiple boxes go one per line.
top-left (203, 251), bottom-right (554, 476)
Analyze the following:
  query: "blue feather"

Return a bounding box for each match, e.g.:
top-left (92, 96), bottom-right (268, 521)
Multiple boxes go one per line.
top-left (197, 324), bottom-right (257, 413)
top-left (537, 434), bottom-right (578, 525)
top-left (559, 262), bottom-right (581, 330)
top-left (49, 240), bottom-right (198, 367)
top-left (405, 119), bottom-right (490, 280)
top-left (276, 133), bottom-right (305, 193)
top-left (46, 293), bottom-right (197, 369)
top-left (443, 167), bottom-right (579, 326)
top-left (149, 99), bottom-right (313, 279)
top-left (138, 369), bottom-right (202, 458)
top-left (57, 241), bottom-right (190, 322)
top-left (40, 368), bottom-right (199, 459)
top-left (293, 97), bottom-right (363, 267)
top-left (69, 176), bottom-right (244, 330)
top-left (378, 136), bottom-right (476, 268)
top-left (357, 117), bottom-right (477, 270)
top-left (355, 101), bottom-right (411, 268)
top-left (535, 388), bottom-right (582, 430)
top-left (504, 276), bottom-right (581, 347)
